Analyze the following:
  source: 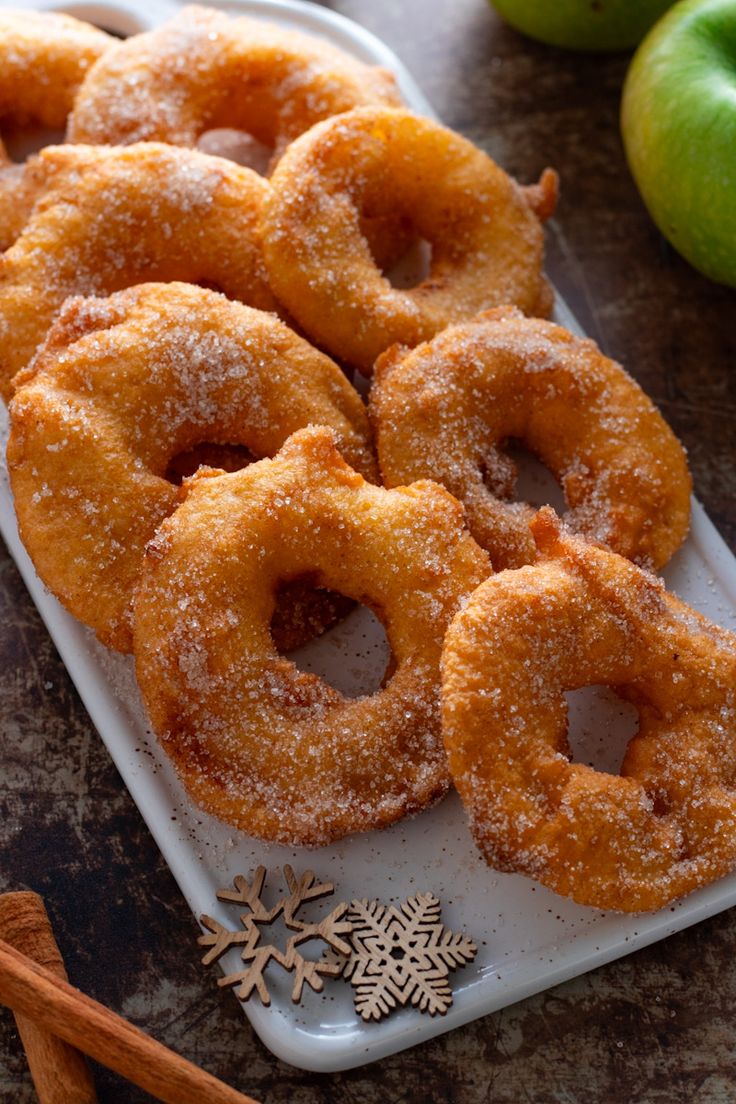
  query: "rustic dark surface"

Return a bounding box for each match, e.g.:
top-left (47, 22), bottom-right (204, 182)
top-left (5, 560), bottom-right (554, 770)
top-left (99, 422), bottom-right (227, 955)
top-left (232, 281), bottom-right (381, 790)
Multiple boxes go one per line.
top-left (2, 0), bottom-right (736, 1100)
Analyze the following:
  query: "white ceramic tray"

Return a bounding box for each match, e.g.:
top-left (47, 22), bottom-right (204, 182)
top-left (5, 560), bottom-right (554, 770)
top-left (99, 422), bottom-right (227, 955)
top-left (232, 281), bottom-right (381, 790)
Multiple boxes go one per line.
top-left (3, 0), bottom-right (736, 1074)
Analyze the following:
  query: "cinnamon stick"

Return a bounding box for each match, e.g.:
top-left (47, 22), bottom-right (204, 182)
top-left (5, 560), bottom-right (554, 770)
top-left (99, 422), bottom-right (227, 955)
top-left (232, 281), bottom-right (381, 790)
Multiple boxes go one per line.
top-left (0, 936), bottom-right (259, 1104)
top-left (0, 892), bottom-right (97, 1103)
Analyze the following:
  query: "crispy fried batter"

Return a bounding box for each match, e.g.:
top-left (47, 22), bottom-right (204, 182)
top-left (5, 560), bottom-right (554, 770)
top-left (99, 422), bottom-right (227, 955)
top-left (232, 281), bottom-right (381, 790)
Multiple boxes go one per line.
top-left (442, 508), bottom-right (736, 912)
top-left (0, 9), bottom-right (112, 250)
top-left (68, 5), bottom-right (400, 163)
top-left (134, 426), bottom-right (491, 846)
top-left (8, 284), bottom-right (376, 652)
top-left (0, 142), bottom-right (275, 400)
top-left (371, 308), bottom-right (691, 570)
top-left (262, 107), bottom-right (557, 373)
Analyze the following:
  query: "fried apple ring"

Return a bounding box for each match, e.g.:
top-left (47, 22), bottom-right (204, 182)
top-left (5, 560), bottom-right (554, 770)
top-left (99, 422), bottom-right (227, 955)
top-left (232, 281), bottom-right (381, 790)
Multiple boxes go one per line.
top-left (68, 5), bottom-right (400, 163)
top-left (67, 7), bottom-right (407, 270)
top-left (371, 308), bottom-right (691, 571)
top-left (8, 283), bottom-right (376, 652)
top-left (442, 508), bottom-right (736, 913)
top-left (0, 142), bottom-right (275, 401)
top-left (133, 425), bottom-right (491, 846)
top-left (261, 107), bottom-right (558, 373)
top-left (0, 10), bottom-right (112, 250)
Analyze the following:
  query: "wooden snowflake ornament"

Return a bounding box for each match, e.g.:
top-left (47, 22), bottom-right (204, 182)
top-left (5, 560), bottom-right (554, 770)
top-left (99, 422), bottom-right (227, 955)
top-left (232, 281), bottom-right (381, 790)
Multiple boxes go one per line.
top-left (198, 865), bottom-right (352, 1005)
top-left (339, 892), bottom-right (477, 1021)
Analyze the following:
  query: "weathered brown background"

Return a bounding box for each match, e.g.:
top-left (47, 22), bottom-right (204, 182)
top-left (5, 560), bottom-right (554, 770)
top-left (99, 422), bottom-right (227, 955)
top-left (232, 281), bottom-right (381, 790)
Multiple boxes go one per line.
top-left (2, 0), bottom-right (736, 1100)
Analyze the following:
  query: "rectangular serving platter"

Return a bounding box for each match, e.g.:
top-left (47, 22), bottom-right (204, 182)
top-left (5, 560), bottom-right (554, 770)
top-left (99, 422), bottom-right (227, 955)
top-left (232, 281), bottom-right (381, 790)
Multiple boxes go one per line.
top-left (3, 0), bottom-right (736, 1073)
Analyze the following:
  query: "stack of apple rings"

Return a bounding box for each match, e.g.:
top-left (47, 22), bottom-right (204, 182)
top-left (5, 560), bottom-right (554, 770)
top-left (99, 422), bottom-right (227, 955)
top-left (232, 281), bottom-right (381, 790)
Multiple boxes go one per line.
top-left (3, 5), bottom-right (736, 912)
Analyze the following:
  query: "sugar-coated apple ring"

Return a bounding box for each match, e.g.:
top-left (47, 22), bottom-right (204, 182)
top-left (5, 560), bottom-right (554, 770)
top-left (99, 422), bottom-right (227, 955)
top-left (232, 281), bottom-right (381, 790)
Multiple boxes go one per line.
top-left (8, 284), bottom-right (376, 652)
top-left (442, 508), bottom-right (736, 913)
top-left (0, 9), bottom-right (112, 250)
top-left (0, 142), bottom-right (276, 401)
top-left (261, 107), bottom-right (558, 373)
top-left (133, 425), bottom-right (492, 846)
top-left (67, 6), bottom-right (408, 271)
top-left (371, 308), bottom-right (691, 570)
top-left (68, 5), bottom-right (400, 164)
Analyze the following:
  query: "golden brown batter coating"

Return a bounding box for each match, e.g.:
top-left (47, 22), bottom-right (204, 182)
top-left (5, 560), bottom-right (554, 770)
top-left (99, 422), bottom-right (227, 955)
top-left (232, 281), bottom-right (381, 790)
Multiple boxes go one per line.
top-left (0, 158), bottom-right (29, 251)
top-left (8, 284), bottom-right (375, 652)
top-left (261, 107), bottom-right (557, 373)
top-left (442, 509), bottom-right (736, 912)
top-left (371, 308), bottom-right (691, 570)
top-left (68, 5), bottom-right (400, 163)
top-left (133, 426), bottom-right (491, 846)
top-left (0, 10), bottom-right (112, 250)
top-left (0, 142), bottom-right (275, 401)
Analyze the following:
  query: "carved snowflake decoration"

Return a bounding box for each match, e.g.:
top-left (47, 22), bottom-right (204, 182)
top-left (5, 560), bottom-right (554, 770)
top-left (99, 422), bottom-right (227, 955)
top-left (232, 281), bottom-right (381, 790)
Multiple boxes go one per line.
top-left (337, 892), bottom-right (477, 1021)
top-left (198, 865), bottom-right (352, 1006)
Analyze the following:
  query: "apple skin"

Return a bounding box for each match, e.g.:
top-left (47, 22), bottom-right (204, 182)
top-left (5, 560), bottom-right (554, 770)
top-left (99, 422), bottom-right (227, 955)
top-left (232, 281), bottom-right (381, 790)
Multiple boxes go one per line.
top-left (489, 0), bottom-right (675, 51)
top-left (621, 0), bottom-right (736, 287)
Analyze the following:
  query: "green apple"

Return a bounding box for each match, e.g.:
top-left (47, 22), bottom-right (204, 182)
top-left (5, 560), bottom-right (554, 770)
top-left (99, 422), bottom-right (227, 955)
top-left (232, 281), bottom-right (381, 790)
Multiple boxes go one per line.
top-left (621, 0), bottom-right (736, 286)
top-left (489, 0), bottom-right (675, 51)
